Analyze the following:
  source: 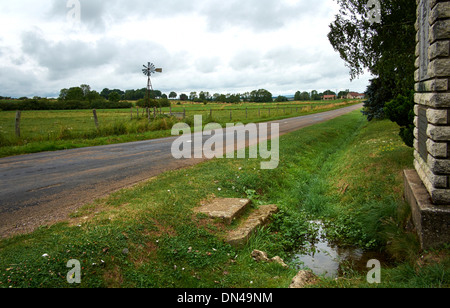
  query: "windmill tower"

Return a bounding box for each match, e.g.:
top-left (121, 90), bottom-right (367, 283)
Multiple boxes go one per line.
top-left (142, 62), bottom-right (162, 106)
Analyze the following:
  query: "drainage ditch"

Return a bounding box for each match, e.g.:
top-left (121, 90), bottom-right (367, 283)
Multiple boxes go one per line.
top-left (292, 221), bottom-right (389, 278)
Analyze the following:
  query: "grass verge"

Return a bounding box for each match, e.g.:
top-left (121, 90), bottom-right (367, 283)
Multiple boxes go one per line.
top-left (0, 110), bottom-right (448, 288)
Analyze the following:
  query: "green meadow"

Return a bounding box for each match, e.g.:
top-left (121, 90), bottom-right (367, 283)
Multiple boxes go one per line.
top-left (0, 100), bottom-right (358, 157)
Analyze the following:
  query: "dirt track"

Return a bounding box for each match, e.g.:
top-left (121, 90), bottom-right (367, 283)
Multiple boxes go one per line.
top-left (0, 104), bottom-right (362, 238)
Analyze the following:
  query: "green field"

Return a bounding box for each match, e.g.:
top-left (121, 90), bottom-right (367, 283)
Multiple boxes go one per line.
top-left (1, 110), bottom-right (448, 288)
top-left (0, 100), bottom-right (359, 158)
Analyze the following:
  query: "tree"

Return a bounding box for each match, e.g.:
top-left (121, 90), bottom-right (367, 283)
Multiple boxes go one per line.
top-left (299, 91), bottom-right (310, 101)
top-left (169, 92), bottom-right (177, 99)
top-left (80, 84), bottom-right (91, 99)
top-left (124, 89), bottom-right (136, 100)
top-left (384, 90), bottom-right (415, 147)
top-left (215, 94), bottom-right (226, 102)
top-left (275, 96), bottom-right (288, 102)
top-left (362, 78), bottom-right (390, 121)
top-left (189, 92), bottom-right (198, 101)
top-left (108, 91), bottom-right (121, 102)
top-left (59, 88), bottom-right (69, 101)
top-left (328, 0), bottom-right (416, 146)
top-left (100, 88), bottom-right (111, 99)
top-left (199, 91), bottom-right (207, 101)
top-left (199, 91), bottom-right (211, 102)
top-left (323, 90), bottom-right (336, 96)
top-left (338, 90), bottom-right (349, 99)
top-left (241, 92), bottom-right (251, 102)
top-left (179, 93), bottom-right (188, 101)
top-left (311, 90), bottom-right (321, 101)
top-left (66, 87), bottom-right (85, 101)
top-left (135, 88), bottom-right (147, 100)
top-left (249, 89), bottom-right (273, 102)
top-left (87, 90), bottom-right (102, 102)
top-left (152, 90), bottom-right (162, 98)
top-left (227, 94), bottom-right (241, 103)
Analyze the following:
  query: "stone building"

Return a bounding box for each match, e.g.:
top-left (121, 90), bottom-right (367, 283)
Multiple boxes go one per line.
top-left (404, 0), bottom-right (450, 250)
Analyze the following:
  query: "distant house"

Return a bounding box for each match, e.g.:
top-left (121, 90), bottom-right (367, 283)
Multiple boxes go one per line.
top-left (322, 95), bottom-right (336, 100)
top-left (346, 92), bottom-right (365, 99)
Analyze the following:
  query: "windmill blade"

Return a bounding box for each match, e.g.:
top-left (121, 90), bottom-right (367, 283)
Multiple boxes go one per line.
top-left (142, 62), bottom-right (160, 77)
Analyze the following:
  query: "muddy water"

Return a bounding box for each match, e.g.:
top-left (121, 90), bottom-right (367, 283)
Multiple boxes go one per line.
top-left (292, 221), bottom-right (387, 278)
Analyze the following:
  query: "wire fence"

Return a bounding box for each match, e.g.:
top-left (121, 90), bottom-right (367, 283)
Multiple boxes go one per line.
top-left (148, 101), bottom-right (356, 123)
top-left (2, 101), bottom-right (359, 141)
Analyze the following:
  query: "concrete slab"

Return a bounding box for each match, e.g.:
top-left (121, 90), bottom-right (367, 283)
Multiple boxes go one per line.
top-left (404, 169), bottom-right (450, 250)
top-left (226, 204), bottom-right (279, 248)
top-left (193, 198), bottom-right (251, 225)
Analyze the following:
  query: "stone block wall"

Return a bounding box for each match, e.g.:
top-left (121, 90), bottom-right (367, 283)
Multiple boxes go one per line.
top-left (414, 0), bottom-right (450, 205)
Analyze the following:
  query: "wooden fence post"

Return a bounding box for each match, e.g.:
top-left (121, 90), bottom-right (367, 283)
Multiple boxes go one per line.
top-left (15, 111), bottom-right (21, 137)
top-left (92, 109), bottom-right (99, 129)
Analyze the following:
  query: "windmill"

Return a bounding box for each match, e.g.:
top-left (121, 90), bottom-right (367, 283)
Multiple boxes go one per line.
top-left (142, 62), bottom-right (162, 106)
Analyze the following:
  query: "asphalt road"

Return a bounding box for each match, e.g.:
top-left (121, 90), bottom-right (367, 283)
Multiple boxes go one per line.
top-left (0, 104), bottom-right (362, 237)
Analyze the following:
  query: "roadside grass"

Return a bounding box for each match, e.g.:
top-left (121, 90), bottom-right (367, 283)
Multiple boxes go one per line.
top-left (0, 100), bottom-right (359, 158)
top-left (1, 110), bottom-right (448, 288)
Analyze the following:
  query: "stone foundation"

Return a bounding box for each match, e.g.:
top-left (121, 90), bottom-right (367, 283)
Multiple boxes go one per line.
top-left (404, 170), bottom-right (450, 249)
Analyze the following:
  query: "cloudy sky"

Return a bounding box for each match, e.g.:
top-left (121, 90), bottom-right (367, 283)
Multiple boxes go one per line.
top-left (0, 0), bottom-right (372, 98)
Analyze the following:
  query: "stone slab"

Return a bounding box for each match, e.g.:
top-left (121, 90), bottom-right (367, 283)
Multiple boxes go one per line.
top-left (404, 169), bottom-right (450, 250)
top-left (193, 198), bottom-right (250, 225)
top-left (225, 204), bottom-right (279, 248)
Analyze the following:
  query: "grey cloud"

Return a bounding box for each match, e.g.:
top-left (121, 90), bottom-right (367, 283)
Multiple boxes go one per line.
top-left (47, 0), bottom-right (112, 32)
top-left (21, 30), bottom-right (116, 79)
top-left (48, 0), bottom-right (316, 33)
top-left (264, 46), bottom-right (314, 68)
top-left (230, 46), bottom-right (315, 74)
top-left (19, 28), bottom-right (190, 90)
top-left (195, 57), bottom-right (221, 74)
top-left (200, 0), bottom-right (314, 32)
top-left (114, 0), bottom-right (198, 17)
top-left (113, 41), bottom-right (190, 79)
top-left (47, 0), bottom-right (199, 32)
top-left (230, 50), bottom-right (264, 71)
top-left (0, 66), bottom-right (39, 97)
